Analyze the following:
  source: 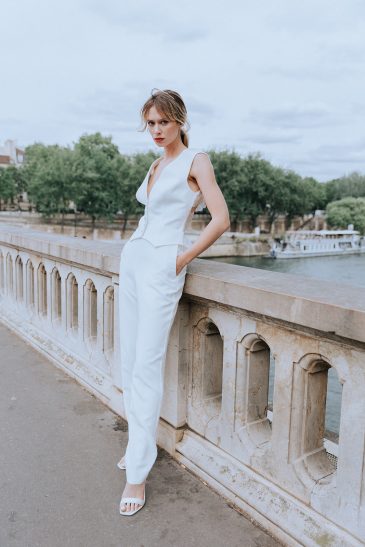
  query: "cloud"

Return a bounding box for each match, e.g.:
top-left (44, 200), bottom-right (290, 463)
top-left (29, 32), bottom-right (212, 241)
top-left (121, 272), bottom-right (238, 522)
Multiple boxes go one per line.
top-left (262, 65), bottom-right (346, 82)
top-left (286, 141), bottom-right (365, 180)
top-left (247, 104), bottom-right (337, 129)
top-left (2, 0), bottom-right (365, 181)
top-left (305, 142), bottom-right (365, 165)
top-left (239, 132), bottom-right (302, 145)
top-left (83, 0), bottom-right (208, 43)
top-left (262, 0), bottom-right (365, 35)
top-left (66, 87), bottom-right (146, 131)
top-left (66, 86), bottom-right (216, 133)
top-left (184, 97), bottom-right (216, 126)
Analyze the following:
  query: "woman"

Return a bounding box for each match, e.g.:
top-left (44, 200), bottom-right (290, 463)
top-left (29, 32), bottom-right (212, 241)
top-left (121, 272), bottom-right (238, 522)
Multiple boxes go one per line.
top-left (118, 88), bottom-right (230, 516)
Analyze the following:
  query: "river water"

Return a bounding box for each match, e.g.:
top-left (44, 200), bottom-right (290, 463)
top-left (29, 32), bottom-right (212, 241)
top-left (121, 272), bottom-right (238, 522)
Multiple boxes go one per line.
top-left (204, 253), bottom-right (365, 439)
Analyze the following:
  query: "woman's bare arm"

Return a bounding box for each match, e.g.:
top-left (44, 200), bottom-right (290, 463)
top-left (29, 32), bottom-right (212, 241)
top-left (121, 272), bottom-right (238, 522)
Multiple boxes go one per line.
top-left (178, 152), bottom-right (230, 271)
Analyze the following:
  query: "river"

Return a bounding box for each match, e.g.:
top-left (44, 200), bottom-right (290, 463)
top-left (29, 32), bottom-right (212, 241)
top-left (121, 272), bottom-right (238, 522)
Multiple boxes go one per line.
top-left (203, 253), bottom-right (365, 439)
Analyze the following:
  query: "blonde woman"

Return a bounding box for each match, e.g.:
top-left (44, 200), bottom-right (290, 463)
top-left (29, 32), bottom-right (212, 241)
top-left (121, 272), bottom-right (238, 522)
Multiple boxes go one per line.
top-left (118, 88), bottom-right (230, 515)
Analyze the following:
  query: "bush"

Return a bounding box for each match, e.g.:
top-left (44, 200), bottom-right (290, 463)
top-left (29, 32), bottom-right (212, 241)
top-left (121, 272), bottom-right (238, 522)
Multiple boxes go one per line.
top-left (326, 197), bottom-right (365, 234)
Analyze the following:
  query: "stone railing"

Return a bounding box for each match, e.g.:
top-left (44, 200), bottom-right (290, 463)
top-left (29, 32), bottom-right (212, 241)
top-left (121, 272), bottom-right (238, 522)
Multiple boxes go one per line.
top-left (0, 224), bottom-right (364, 546)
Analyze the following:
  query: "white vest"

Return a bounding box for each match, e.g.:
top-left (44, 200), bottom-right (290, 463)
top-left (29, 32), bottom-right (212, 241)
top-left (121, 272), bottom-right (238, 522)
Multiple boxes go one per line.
top-left (129, 148), bottom-right (207, 247)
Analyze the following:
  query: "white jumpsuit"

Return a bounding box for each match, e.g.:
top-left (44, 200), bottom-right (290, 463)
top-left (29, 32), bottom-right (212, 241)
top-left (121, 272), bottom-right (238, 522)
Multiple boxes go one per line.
top-left (118, 147), bottom-right (207, 484)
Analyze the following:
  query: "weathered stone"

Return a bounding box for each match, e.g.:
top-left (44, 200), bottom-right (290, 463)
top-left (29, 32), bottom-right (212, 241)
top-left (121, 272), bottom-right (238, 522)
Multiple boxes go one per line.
top-left (0, 224), bottom-right (364, 546)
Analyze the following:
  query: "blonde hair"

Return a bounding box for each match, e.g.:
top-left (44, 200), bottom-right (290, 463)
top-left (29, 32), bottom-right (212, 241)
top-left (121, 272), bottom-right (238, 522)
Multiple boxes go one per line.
top-left (139, 88), bottom-right (190, 147)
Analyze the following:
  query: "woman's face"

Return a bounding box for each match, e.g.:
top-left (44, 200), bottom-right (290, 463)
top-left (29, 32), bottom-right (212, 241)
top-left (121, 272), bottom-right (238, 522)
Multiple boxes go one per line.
top-left (146, 105), bottom-right (181, 147)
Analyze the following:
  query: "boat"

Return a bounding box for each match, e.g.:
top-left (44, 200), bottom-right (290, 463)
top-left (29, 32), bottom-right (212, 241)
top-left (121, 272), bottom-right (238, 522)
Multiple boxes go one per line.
top-left (268, 229), bottom-right (365, 259)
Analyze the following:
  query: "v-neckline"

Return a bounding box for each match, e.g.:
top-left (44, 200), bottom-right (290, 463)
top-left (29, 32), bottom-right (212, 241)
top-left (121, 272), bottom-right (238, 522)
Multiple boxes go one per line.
top-left (146, 148), bottom-right (188, 200)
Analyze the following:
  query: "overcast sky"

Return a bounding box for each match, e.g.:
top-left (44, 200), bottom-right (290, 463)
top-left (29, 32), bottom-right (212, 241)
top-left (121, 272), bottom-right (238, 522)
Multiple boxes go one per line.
top-left (1, 0), bottom-right (365, 181)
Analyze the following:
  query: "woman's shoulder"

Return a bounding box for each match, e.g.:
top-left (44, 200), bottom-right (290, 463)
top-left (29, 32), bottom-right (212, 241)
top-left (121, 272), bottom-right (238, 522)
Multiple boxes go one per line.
top-left (188, 149), bottom-right (210, 163)
top-left (189, 149), bottom-right (211, 169)
top-left (189, 148), bottom-right (209, 157)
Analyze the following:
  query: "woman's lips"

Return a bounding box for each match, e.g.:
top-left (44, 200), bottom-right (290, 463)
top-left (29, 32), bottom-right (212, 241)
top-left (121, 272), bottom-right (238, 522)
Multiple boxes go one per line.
top-left (154, 138), bottom-right (164, 141)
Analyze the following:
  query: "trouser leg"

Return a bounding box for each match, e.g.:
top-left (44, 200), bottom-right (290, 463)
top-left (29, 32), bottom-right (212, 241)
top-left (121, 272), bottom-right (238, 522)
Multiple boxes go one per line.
top-left (118, 241), bottom-right (138, 423)
top-left (125, 242), bottom-right (183, 484)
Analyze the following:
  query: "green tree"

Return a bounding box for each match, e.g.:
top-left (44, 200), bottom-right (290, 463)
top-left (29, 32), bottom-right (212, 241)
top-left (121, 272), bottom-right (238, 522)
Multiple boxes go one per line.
top-left (72, 133), bottom-right (120, 227)
top-left (0, 166), bottom-right (18, 210)
top-left (207, 150), bottom-right (324, 232)
top-left (300, 176), bottom-right (327, 212)
top-left (208, 149), bottom-right (248, 231)
top-left (326, 197), bottom-right (365, 234)
top-left (116, 150), bottom-right (159, 234)
top-left (239, 153), bottom-right (275, 228)
top-left (238, 154), bottom-right (302, 233)
top-left (324, 172), bottom-right (365, 204)
top-left (24, 143), bottom-right (74, 225)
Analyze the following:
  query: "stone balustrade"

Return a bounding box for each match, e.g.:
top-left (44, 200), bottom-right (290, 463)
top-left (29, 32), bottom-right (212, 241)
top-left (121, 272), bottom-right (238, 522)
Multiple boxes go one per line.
top-left (0, 224), bottom-right (364, 546)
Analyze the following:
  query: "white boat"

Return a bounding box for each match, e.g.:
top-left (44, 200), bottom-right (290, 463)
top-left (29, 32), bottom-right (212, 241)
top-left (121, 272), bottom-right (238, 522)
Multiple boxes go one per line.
top-left (269, 229), bottom-right (365, 259)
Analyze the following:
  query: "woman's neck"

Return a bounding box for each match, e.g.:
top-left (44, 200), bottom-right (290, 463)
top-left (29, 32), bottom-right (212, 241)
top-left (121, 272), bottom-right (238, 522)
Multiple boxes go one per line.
top-left (163, 141), bottom-right (187, 160)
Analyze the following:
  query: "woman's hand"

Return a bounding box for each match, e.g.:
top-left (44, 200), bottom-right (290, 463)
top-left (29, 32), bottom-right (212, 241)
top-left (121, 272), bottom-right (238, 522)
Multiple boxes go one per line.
top-left (176, 252), bottom-right (188, 275)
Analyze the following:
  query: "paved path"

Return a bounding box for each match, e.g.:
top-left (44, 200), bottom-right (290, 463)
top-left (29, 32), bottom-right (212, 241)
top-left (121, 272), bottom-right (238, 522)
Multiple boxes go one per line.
top-left (0, 322), bottom-right (279, 547)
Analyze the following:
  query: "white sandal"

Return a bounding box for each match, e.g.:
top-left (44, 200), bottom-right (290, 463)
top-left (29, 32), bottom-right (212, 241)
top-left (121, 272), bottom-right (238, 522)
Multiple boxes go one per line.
top-left (117, 455), bottom-right (126, 470)
top-left (119, 491), bottom-right (146, 516)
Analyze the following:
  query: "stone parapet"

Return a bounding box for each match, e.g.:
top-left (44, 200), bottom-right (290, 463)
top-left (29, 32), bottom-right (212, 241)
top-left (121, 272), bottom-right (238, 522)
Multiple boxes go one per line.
top-left (0, 224), bottom-right (364, 546)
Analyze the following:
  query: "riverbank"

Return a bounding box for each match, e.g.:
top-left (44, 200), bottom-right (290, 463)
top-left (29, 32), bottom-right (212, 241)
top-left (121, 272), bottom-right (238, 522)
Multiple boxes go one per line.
top-left (0, 211), bottom-right (271, 257)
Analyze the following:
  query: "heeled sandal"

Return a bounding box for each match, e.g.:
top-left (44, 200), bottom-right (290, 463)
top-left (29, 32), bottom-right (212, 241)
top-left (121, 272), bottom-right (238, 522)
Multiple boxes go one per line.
top-left (119, 490), bottom-right (146, 516)
top-left (117, 454), bottom-right (126, 470)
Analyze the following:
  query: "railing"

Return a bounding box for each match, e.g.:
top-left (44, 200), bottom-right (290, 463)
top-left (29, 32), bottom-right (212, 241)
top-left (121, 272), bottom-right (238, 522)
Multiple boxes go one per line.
top-left (0, 224), bottom-right (364, 546)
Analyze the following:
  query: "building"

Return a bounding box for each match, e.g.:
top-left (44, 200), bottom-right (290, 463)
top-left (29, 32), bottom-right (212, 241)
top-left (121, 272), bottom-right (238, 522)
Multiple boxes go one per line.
top-left (0, 139), bottom-right (25, 169)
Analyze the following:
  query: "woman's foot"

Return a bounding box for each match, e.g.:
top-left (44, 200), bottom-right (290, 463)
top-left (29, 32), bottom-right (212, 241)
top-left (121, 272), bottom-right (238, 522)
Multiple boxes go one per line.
top-left (117, 454), bottom-right (126, 469)
top-left (120, 481), bottom-right (146, 513)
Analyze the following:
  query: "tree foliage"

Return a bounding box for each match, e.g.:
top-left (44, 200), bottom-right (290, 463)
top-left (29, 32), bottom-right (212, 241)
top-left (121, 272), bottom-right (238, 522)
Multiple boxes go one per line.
top-left (9, 133), bottom-right (365, 232)
top-left (325, 172), bottom-right (365, 203)
top-left (23, 143), bottom-right (73, 220)
top-left (71, 133), bottom-right (121, 224)
top-left (209, 150), bottom-right (325, 231)
top-left (326, 197), bottom-right (365, 234)
top-left (0, 163), bottom-right (27, 210)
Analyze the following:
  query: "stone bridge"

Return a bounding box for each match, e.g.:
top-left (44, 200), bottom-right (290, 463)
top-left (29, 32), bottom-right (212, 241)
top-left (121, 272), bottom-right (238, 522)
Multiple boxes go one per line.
top-left (0, 225), bottom-right (364, 546)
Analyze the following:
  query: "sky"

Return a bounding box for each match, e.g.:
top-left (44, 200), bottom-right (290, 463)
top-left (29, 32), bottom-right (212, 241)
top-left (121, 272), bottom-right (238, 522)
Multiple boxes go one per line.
top-left (1, 0), bottom-right (365, 182)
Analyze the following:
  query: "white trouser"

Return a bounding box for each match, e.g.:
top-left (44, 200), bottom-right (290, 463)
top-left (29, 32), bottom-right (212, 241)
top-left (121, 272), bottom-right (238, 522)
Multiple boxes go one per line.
top-left (118, 237), bottom-right (187, 484)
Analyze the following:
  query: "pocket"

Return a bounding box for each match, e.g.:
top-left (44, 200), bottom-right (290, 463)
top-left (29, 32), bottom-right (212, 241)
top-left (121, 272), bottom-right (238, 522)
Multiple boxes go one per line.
top-left (170, 244), bottom-right (178, 277)
top-left (174, 244), bottom-right (187, 278)
top-left (120, 241), bottom-right (128, 260)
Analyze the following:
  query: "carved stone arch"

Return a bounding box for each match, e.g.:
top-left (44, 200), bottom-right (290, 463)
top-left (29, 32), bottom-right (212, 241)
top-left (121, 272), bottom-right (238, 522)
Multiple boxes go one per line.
top-left (6, 252), bottom-right (13, 295)
top-left (37, 263), bottom-right (47, 315)
top-left (240, 332), bottom-right (270, 350)
top-left (25, 258), bottom-right (35, 307)
top-left (103, 285), bottom-right (114, 353)
top-left (15, 255), bottom-right (23, 301)
top-left (188, 315), bottom-right (224, 444)
top-left (66, 272), bottom-right (78, 331)
top-left (83, 278), bottom-right (97, 341)
top-left (193, 316), bottom-right (223, 402)
top-left (290, 352), bottom-right (339, 488)
top-left (235, 332), bottom-right (274, 449)
top-left (297, 352), bottom-right (331, 372)
top-left (51, 267), bottom-right (62, 321)
top-left (0, 251), bottom-right (4, 291)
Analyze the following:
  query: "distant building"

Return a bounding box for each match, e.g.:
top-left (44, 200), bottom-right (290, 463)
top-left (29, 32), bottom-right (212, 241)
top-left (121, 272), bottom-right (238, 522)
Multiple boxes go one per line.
top-left (0, 139), bottom-right (25, 169)
top-left (0, 139), bottom-right (29, 209)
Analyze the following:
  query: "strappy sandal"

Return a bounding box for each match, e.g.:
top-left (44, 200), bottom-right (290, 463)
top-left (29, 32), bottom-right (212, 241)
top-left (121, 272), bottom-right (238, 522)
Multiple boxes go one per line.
top-left (119, 491), bottom-right (146, 516)
top-left (117, 455), bottom-right (126, 470)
